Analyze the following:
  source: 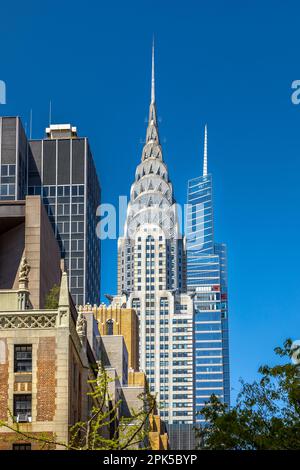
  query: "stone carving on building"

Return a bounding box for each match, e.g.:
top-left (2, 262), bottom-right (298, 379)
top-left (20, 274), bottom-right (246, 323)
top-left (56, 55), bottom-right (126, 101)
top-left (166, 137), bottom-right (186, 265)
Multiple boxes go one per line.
top-left (0, 313), bottom-right (57, 329)
top-left (19, 257), bottom-right (31, 283)
top-left (76, 308), bottom-right (87, 345)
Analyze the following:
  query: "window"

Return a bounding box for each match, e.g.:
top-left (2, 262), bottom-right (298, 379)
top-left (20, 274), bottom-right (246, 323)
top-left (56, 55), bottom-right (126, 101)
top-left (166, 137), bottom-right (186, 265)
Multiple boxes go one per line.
top-left (13, 395), bottom-right (32, 422)
top-left (12, 443), bottom-right (31, 450)
top-left (106, 319), bottom-right (114, 336)
top-left (14, 345), bottom-right (32, 372)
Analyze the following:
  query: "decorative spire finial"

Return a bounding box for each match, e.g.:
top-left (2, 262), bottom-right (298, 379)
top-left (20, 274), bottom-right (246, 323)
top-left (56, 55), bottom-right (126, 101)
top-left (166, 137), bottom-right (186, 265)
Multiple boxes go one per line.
top-left (203, 124), bottom-right (208, 177)
top-left (151, 36), bottom-right (155, 104)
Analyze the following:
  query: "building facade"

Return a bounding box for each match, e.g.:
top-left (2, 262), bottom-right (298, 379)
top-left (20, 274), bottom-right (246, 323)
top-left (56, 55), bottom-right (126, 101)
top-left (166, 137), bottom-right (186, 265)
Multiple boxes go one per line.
top-left (186, 126), bottom-right (230, 425)
top-left (93, 305), bottom-right (139, 371)
top-left (82, 303), bottom-right (169, 450)
top-left (0, 117), bottom-right (101, 306)
top-left (28, 124), bottom-right (101, 306)
top-left (113, 45), bottom-right (194, 429)
top-left (0, 117), bottom-right (28, 202)
top-left (0, 196), bottom-right (61, 309)
top-left (0, 270), bottom-right (96, 450)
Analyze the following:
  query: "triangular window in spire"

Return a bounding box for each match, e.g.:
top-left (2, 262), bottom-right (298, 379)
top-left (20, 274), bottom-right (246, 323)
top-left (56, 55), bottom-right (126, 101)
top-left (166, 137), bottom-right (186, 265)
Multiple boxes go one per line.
top-left (148, 181), bottom-right (154, 190)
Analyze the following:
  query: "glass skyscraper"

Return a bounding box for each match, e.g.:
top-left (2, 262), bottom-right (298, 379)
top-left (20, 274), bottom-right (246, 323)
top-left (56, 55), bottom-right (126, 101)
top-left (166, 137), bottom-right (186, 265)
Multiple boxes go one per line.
top-left (0, 117), bottom-right (101, 306)
top-left (0, 117), bottom-right (28, 201)
top-left (28, 124), bottom-right (101, 306)
top-left (186, 126), bottom-right (230, 425)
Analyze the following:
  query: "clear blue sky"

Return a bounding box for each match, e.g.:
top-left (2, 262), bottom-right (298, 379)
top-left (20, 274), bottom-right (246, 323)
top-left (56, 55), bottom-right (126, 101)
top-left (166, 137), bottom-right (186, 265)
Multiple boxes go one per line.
top-left (1, 0), bottom-right (300, 402)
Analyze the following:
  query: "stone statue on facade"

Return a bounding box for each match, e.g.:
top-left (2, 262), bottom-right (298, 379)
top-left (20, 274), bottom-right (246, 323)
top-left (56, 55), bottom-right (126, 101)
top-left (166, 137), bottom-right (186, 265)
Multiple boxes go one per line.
top-left (19, 257), bottom-right (30, 283)
top-left (76, 309), bottom-right (87, 344)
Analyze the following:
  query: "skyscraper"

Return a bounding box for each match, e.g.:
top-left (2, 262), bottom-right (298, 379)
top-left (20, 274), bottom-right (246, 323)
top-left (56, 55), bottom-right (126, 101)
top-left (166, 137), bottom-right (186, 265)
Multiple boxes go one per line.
top-left (0, 116), bottom-right (101, 306)
top-left (186, 126), bottom-right (230, 425)
top-left (0, 117), bottom-right (28, 201)
top-left (112, 44), bottom-right (194, 430)
top-left (28, 124), bottom-right (101, 306)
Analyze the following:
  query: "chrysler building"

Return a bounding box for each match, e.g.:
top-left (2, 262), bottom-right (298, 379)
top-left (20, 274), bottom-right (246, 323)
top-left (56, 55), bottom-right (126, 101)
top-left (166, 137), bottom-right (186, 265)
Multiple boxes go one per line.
top-left (112, 43), bottom-right (194, 426)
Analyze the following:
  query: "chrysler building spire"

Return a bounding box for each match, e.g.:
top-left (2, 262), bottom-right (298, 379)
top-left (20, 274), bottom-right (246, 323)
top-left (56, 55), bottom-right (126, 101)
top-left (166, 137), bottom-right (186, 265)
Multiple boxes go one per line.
top-left (203, 124), bottom-right (208, 176)
top-left (146, 39), bottom-right (159, 145)
top-left (151, 37), bottom-right (155, 104)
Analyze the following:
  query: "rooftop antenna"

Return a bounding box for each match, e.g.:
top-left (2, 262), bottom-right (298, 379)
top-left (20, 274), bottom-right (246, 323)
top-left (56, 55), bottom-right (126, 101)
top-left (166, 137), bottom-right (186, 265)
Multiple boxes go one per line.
top-left (49, 100), bottom-right (52, 126)
top-left (29, 109), bottom-right (33, 140)
top-left (203, 124), bottom-right (208, 177)
top-left (151, 35), bottom-right (155, 104)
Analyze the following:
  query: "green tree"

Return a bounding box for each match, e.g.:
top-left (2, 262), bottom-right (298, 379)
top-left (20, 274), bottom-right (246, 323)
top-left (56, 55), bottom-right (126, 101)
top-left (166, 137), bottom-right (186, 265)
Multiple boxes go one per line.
top-left (196, 339), bottom-right (300, 450)
top-left (0, 365), bottom-right (157, 450)
top-left (44, 284), bottom-right (60, 309)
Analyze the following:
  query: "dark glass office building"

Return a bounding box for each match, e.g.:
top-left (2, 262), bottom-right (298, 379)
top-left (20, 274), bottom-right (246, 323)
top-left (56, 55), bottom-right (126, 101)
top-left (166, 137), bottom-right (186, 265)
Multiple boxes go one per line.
top-left (0, 117), bottom-right (28, 201)
top-left (0, 117), bottom-right (101, 306)
top-left (28, 124), bottom-right (101, 306)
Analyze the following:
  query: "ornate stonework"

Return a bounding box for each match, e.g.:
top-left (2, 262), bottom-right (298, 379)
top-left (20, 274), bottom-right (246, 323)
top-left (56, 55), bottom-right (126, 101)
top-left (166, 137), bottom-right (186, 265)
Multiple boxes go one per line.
top-left (76, 308), bottom-right (87, 344)
top-left (19, 256), bottom-right (31, 283)
top-left (0, 312), bottom-right (57, 329)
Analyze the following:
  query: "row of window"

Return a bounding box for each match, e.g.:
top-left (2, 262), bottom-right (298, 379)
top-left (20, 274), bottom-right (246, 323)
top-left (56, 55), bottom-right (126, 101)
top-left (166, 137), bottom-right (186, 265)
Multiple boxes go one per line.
top-left (28, 184), bottom-right (84, 197)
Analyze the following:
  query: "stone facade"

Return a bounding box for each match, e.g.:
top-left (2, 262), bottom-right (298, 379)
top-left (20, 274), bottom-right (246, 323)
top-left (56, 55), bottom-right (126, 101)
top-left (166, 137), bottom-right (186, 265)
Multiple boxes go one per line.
top-left (0, 196), bottom-right (61, 309)
top-left (90, 304), bottom-right (139, 371)
top-left (0, 272), bottom-right (95, 450)
top-left (83, 303), bottom-right (169, 450)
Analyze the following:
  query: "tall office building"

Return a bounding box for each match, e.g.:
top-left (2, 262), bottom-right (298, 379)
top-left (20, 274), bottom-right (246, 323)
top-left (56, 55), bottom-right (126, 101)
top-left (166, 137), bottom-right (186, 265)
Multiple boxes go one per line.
top-left (0, 117), bottom-right (28, 201)
top-left (186, 126), bottom-right (230, 425)
top-left (112, 45), bottom-right (194, 430)
top-left (28, 125), bottom-right (101, 306)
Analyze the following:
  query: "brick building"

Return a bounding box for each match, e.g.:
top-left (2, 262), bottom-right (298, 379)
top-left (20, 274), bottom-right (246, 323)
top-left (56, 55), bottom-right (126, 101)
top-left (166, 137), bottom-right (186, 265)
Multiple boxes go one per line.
top-left (0, 268), bottom-right (97, 450)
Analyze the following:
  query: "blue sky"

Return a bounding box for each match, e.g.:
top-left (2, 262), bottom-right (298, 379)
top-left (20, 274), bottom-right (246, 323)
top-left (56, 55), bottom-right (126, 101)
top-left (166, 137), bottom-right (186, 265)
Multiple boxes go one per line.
top-left (1, 0), bottom-right (300, 402)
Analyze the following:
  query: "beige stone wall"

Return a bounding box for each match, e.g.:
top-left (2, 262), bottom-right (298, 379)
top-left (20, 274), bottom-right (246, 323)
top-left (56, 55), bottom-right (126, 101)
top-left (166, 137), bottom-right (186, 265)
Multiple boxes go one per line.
top-left (101, 335), bottom-right (128, 384)
top-left (24, 196), bottom-right (61, 309)
top-left (128, 370), bottom-right (146, 387)
top-left (120, 384), bottom-right (146, 419)
top-left (0, 197), bottom-right (61, 309)
top-left (94, 306), bottom-right (139, 371)
top-left (39, 199), bottom-right (61, 309)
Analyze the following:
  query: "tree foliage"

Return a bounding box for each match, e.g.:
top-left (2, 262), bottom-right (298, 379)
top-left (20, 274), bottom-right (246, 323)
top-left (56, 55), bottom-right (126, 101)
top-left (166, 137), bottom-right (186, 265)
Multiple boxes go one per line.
top-left (44, 284), bottom-right (60, 309)
top-left (196, 339), bottom-right (300, 450)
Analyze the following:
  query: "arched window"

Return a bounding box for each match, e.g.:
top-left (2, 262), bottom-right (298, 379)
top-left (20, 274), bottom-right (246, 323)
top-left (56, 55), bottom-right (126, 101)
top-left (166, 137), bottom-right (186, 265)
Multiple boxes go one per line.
top-left (106, 319), bottom-right (114, 335)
